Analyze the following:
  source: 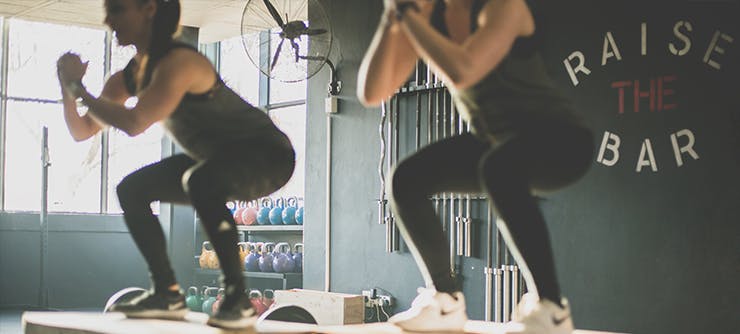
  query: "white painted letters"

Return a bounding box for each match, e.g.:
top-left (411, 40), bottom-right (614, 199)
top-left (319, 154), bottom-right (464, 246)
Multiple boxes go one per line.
top-left (597, 131), bottom-right (621, 166)
top-left (669, 21), bottom-right (693, 56)
top-left (703, 31), bottom-right (734, 70)
top-left (564, 51), bottom-right (591, 86)
top-left (671, 129), bottom-right (700, 167)
top-left (602, 32), bottom-right (623, 65)
top-left (636, 139), bottom-right (658, 172)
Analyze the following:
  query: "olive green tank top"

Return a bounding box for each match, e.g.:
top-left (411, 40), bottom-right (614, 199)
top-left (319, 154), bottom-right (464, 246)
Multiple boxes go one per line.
top-left (431, 0), bottom-right (584, 144)
top-left (122, 43), bottom-right (290, 160)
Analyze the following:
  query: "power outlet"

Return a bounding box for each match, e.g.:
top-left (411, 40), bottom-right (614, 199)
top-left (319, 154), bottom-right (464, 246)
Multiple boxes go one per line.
top-left (362, 289), bottom-right (393, 308)
top-left (377, 294), bottom-right (392, 307)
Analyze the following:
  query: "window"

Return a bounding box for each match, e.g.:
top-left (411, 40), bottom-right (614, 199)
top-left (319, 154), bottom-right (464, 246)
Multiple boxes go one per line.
top-left (268, 104), bottom-right (306, 198)
top-left (1, 19), bottom-right (164, 213)
top-left (218, 36), bottom-right (259, 105)
top-left (3, 19), bottom-right (105, 212)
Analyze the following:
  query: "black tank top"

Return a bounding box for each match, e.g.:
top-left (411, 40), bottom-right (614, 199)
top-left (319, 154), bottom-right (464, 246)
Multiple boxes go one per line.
top-left (430, 0), bottom-right (584, 144)
top-left (122, 43), bottom-right (290, 160)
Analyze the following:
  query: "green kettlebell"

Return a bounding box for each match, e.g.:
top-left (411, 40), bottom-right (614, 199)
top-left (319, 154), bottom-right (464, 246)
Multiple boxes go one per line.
top-left (201, 287), bottom-right (217, 315)
top-left (186, 286), bottom-right (203, 312)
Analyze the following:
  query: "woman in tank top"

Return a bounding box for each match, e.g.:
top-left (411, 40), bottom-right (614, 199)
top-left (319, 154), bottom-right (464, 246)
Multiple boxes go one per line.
top-left (358, 1), bottom-right (594, 333)
top-left (56, 0), bottom-right (293, 330)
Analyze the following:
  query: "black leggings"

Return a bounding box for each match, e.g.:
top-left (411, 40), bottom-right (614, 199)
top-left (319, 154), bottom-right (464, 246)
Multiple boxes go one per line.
top-left (389, 123), bottom-right (593, 303)
top-left (117, 141), bottom-right (294, 294)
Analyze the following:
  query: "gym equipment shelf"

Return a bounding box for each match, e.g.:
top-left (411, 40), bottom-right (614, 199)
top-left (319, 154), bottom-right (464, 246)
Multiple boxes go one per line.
top-left (194, 268), bottom-right (303, 290)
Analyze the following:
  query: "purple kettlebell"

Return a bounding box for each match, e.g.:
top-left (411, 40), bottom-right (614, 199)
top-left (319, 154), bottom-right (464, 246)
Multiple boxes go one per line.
top-left (258, 243), bottom-right (275, 272)
top-left (244, 243), bottom-right (261, 272)
top-left (292, 243), bottom-right (303, 273)
top-left (272, 242), bottom-right (296, 273)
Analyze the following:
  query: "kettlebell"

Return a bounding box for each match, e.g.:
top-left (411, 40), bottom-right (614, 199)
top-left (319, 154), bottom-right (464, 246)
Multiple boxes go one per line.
top-left (244, 243), bottom-right (261, 272)
top-left (186, 286), bottom-right (203, 312)
top-left (226, 201), bottom-right (237, 216)
top-left (202, 288), bottom-right (217, 315)
top-left (269, 198), bottom-right (285, 225)
top-left (249, 289), bottom-right (267, 315)
top-left (272, 242), bottom-right (296, 273)
top-left (263, 289), bottom-right (275, 309)
top-left (233, 201), bottom-right (247, 225)
top-left (281, 197), bottom-right (298, 225)
top-left (242, 200), bottom-right (258, 226)
top-left (238, 242), bottom-right (250, 265)
top-left (199, 241), bottom-right (216, 269)
top-left (295, 206), bottom-right (304, 225)
top-left (256, 198), bottom-right (273, 225)
top-left (292, 243), bottom-right (304, 273)
top-left (206, 243), bottom-right (220, 269)
top-left (258, 243), bottom-right (276, 272)
top-left (200, 285), bottom-right (209, 311)
top-left (212, 288), bottom-right (225, 315)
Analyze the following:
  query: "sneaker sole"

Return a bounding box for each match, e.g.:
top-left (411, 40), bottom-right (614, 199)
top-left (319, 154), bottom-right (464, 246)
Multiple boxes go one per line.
top-left (206, 316), bottom-right (257, 330)
top-left (390, 310), bottom-right (467, 332)
top-left (122, 308), bottom-right (188, 320)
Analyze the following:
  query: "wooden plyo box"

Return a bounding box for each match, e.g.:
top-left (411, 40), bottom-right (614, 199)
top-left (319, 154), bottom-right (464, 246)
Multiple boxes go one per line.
top-left (273, 289), bottom-right (365, 325)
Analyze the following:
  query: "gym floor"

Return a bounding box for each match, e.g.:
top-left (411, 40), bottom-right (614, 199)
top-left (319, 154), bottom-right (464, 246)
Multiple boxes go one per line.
top-left (1, 308), bottom-right (100, 334)
top-left (1, 309), bottom-right (23, 334)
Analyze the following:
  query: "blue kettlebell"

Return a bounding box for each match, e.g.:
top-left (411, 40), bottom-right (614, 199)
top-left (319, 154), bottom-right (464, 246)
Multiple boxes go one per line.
top-left (272, 242), bottom-right (296, 273)
top-left (295, 206), bottom-right (304, 225)
top-left (258, 243), bottom-right (275, 272)
top-left (244, 244), bottom-right (261, 272)
top-left (281, 197), bottom-right (298, 225)
top-left (256, 198), bottom-right (273, 225)
top-left (292, 243), bottom-right (303, 273)
top-left (269, 198), bottom-right (285, 225)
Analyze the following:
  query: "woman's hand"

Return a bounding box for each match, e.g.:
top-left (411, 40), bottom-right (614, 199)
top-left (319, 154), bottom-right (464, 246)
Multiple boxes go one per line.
top-left (56, 52), bottom-right (88, 84)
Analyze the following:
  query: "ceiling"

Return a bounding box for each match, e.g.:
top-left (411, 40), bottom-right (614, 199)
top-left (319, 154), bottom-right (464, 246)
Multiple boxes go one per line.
top-left (0, 0), bottom-right (249, 43)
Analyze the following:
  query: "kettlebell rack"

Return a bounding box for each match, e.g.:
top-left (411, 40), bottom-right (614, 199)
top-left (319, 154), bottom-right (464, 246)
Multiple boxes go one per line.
top-left (192, 214), bottom-right (304, 291)
top-left (377, 61), bottom-right (525, 322)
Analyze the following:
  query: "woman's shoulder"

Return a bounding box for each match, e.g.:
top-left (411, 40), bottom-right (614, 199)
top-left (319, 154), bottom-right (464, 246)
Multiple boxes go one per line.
top-left (159, 44), bottom-right (214, 71)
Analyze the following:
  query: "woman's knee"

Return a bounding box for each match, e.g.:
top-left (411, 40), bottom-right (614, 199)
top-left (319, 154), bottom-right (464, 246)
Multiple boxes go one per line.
top-left (182, 164), bottom-right (228, 204)
top-left (478, 148), bottom-right (519, 189)
top-left (117, 174), bottom-right (144, 208)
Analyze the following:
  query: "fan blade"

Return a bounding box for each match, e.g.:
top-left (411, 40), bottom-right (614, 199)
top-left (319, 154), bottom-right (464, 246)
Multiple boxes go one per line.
top-left (291, 40), bottom-right (300, 63)
top-left (304, 28), bottom-right (328, 36)
top-left (262, 0), bottom-right (285, 27)
top-left (271, 39), bottom-right (285, 72)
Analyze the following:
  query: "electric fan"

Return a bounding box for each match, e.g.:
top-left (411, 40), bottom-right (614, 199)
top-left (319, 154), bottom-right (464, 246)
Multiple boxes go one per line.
top-left (241, 0), bottom-right (333, 83)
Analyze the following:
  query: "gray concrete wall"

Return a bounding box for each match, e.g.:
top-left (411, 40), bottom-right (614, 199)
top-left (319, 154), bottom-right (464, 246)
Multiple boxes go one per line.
top-left (304, 1), bottom-right (740, 334)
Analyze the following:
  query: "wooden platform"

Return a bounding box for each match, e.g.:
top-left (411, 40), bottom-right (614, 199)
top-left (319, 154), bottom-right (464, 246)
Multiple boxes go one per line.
top-left (22, 311), bottom-right (625, 334)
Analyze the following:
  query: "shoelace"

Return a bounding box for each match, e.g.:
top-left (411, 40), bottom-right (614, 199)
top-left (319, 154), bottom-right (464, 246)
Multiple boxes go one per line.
top-left (512, 293), bottom-right (540, 320)
top-left (410, 287), bottom-right (439, 308)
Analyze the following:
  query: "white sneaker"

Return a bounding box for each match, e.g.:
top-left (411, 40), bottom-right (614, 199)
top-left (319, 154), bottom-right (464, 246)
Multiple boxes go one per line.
top-left (389, 288), bottom-right (468, 332)
top-left (511, 293), bottom-right (574, 334)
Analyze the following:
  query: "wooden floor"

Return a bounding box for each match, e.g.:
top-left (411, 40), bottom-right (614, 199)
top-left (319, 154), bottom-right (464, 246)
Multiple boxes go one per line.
top-left (22, 311), bottom-right (625, 334)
